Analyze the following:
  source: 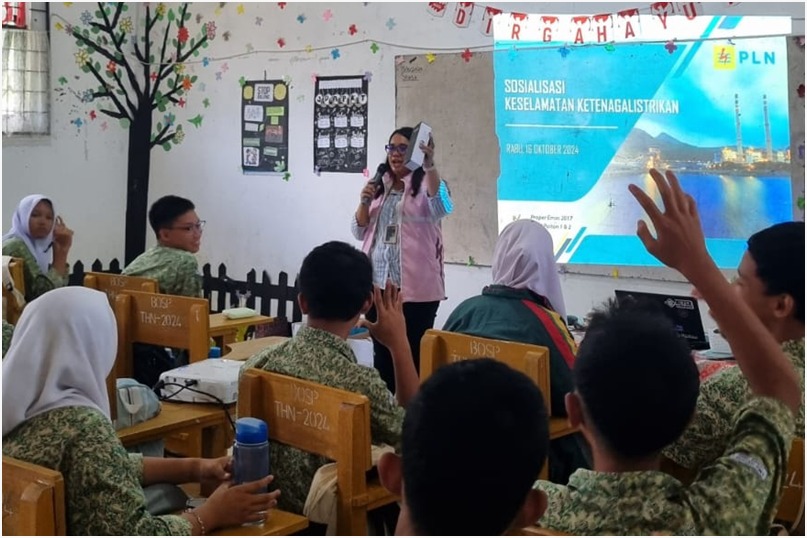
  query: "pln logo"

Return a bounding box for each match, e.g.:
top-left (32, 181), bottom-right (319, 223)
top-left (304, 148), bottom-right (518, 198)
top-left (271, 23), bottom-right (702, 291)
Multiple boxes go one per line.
top-left (713, 45), bottom-right (736, 69)
top-left (713, 45), bottom-right (776, 70)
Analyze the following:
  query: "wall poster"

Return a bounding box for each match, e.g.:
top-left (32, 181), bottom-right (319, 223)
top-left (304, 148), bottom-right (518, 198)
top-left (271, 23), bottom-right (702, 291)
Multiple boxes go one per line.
top-left (241, 79), bottom-right (290, 173)
top-left (313, 75), bottom-right (369, 173)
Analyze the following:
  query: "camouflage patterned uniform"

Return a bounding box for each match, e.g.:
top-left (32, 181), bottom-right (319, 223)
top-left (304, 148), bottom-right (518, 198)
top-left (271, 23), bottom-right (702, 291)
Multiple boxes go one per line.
top-left (2, 237), bottom-right (68, 302)
top-left (3, 406), bottom-right (191, 535)
top-left (536, 397), bottom-right (794, 535)
top-left (2, 319), bottom-right (13, 357)
top-left (664, 338), bottom-right (804, 469)
top-left (241, 326), bottom-right (405, 514)
top-left (122, 245), bottom-right (202, 298)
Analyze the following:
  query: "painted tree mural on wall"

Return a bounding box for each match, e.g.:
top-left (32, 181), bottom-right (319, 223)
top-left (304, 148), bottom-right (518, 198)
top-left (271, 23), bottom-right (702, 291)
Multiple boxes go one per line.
top-left (68, 2), bottom-right (214, 263)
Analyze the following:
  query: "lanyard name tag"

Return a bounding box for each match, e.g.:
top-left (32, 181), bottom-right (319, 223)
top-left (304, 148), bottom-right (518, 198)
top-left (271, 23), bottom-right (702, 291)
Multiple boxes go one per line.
top-left (384, 224), bottom-right (399, 244)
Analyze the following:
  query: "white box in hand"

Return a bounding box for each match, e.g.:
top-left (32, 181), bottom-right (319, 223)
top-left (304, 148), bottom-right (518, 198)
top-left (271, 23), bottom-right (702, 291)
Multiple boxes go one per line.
top-left (403, 122), bottom-right (432, 171)
top-left (158, 359), bottom-right (241, 404)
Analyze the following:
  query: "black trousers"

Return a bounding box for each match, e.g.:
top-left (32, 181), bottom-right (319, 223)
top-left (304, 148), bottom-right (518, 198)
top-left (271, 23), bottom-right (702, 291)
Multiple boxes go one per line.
top-left (366, 298), bottom-right (440, 394)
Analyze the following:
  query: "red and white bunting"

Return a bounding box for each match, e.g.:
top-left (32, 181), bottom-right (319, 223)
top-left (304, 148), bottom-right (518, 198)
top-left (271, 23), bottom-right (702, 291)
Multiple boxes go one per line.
top-left (424, 1), bottom-right (716, 41)
top-left (480, 6), bottom-right (501, 36)
top-left (650, 1), bottom-right (675, 29)
top-left (617, 8), bottom-right (640, 40)
top-left (453, 2), bottom-right (474, 28)
top-left (427, 2), bottom-right (448, 18)
top-left (675, 2), bottom-right (701, 19)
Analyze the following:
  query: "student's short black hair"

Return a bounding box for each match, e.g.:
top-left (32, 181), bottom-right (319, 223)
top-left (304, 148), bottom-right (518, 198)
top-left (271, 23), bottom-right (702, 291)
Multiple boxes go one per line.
top-left (299, 241), bottom-right (372, 321)
top-left (747, 221), bottom-right (805, 323)
top-left (148, 195), bottom-right (195, 236)
top-left (574, 299), bottom-right (698, 460)
top-left (402, 359), bottom-right (549, 536)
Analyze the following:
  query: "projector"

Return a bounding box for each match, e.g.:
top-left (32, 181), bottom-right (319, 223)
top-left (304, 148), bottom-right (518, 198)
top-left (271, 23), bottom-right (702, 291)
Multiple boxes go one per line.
top-left (158, 359), bottom-right (241, 404)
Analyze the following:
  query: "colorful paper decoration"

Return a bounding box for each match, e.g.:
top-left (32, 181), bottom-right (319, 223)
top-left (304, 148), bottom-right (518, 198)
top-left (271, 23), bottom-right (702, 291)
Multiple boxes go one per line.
top-left (427, 2), bottom-right (447, 17)
top-left (453, 2), bottom-right (474, 28)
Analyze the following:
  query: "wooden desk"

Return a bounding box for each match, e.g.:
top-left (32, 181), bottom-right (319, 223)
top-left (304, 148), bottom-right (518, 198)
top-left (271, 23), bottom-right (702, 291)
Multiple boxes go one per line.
top-left (223, 336), bottom-right (289, 361)
top-left (210, 510), bottom-right (309, 536)
top-left (117, 402), bottom-right (230, 458)
top-left (209, 313), bottom-right (274, 349)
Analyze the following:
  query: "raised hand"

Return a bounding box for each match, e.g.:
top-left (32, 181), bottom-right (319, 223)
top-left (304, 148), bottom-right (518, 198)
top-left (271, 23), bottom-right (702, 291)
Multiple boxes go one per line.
top-left (52, 216), bottom-right (74, 251)
top-left (359, 282), bottom-right (408, 353)
top-left (628, 168), bottom-right (709, 277)
top-left (420, 134), bottom-right (435, 169)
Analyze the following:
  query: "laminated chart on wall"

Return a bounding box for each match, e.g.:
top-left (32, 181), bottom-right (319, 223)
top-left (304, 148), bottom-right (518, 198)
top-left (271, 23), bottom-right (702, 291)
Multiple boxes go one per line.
top-left (241, 79), bottom-right (290, 173)
top-left (313, 76), bottom-right (369, 173)
top-left (493, 14), bottom-right (793, 269)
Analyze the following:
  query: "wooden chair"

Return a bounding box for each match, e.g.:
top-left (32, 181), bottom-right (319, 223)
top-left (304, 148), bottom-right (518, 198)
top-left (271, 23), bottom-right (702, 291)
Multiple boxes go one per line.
top-left (84, 274), bottom-right (159, 420)
top-left (2, 456), bottom-right (66, 536)
top-left (84, 271), bottom-right (158, 301)
top-left (113, 290), bottom-right (210, 380)
top-left (420, 329), bottom-right (580, 479)
top-left (2, 256), bottom-right (25, 325)
top-left (239, 368), bottom-right (399, 535)
top-left (776, 437), bottom-right (805, 532)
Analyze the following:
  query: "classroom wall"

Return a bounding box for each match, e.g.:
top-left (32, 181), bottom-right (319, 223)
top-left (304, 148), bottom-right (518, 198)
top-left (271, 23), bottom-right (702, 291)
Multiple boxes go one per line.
top-left (3, 2), bottom-right (804, 328)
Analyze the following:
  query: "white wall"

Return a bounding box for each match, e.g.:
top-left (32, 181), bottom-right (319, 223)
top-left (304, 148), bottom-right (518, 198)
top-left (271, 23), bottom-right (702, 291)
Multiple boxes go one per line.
top-left (3, 2), bottom-right (803, 327)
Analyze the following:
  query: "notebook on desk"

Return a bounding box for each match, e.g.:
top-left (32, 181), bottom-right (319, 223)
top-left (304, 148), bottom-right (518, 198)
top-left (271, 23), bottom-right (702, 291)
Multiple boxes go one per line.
top-left (614, 290), bottom-right (710, 351)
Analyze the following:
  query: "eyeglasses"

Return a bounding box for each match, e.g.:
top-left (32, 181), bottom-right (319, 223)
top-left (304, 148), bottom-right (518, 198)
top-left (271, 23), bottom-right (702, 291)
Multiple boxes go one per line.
top-left (170, 220), bottom-right (206, 233)
top-left (385, 144), bottom-right (409, 155)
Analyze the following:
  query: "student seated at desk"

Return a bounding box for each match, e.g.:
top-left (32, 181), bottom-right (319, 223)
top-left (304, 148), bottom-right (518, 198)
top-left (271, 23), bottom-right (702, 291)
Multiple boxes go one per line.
top-left (663, 221), bottom-right (805, 471)
top-left (122, 195), bottom-right (203, 298)
top-left (378, 358), bottom-right (550, 536)
top-left (242, 241), bottom-right (419, 515)
top-left (534, 169), bottom-right (800, 535)
top-left (2, 287), bottom-right (278, 535)
top-left (123, 195), bottom-right (204, 386)
top-left (2, 194), bottom-right (74, 302)
top-left (442, 219), bottom-right (588, 483)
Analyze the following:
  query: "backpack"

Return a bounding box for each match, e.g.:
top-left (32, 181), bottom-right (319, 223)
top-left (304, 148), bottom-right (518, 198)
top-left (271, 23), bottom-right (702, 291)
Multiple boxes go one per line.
top-left (115, 377), bottom-right (164, 457)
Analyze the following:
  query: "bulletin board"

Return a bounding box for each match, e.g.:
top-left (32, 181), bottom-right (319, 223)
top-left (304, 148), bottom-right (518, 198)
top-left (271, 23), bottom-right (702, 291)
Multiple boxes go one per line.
top-left (241, 79), bottom-right (289, 173)
top-left (313, 75), bottom-right (369, 173)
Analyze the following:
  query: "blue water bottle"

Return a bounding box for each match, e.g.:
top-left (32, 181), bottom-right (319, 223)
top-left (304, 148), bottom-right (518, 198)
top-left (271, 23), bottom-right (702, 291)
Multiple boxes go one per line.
top-left (208, 346), bottom-right (222, 359)
top-left (233, 418), bottom-right (270, 493)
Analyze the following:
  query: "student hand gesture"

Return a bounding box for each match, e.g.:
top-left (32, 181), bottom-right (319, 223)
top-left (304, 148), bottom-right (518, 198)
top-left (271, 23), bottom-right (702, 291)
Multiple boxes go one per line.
top-left (360, 282), bottom-right (408, 355)
top-left (197, 475), bottom-right (279, 530)
top-left (52, 216), bottom-right (74, 251)
top-left (198, 456), bottom-right (232, 491)
top-left (628, 169), bottom-right (712, 279)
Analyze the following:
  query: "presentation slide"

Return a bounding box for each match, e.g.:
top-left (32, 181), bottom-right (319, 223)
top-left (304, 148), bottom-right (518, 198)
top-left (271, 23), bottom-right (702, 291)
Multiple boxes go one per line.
top-left (494, 16), bottom-right (793, 268)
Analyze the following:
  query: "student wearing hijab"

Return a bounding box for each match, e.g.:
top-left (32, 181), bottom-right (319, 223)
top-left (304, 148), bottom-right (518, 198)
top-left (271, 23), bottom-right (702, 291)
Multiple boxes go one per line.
top-left (2, 194), bottom-right (73, 302)
top-left (2, 287), bottom-right (280, 535)
top-left (443, 219), bottom-right (588, 483)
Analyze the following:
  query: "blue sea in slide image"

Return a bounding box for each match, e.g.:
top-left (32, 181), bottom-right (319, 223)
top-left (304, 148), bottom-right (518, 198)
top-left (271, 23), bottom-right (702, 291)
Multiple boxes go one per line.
top-left (588, 172), bottom-right (792, 239)
top-left (567, 171), bottom-right (793, 267)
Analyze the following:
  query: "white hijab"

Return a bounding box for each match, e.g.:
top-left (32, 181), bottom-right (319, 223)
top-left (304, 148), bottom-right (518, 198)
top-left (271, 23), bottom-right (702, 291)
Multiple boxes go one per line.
top-left (2, 287), bottom-right (117, 436)
top-left (2, 194), bottom-right (55, 273)
top-left (491, 219), bottom-right (567, 321)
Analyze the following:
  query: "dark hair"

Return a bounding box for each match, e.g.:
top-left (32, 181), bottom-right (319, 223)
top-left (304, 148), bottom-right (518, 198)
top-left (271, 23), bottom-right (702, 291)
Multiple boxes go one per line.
top-left (148, 195), bottom-right (195, 236)
top-left (373, 127), bottom-right (426, 199)
top-left (747, 221), bottom-right (805, 323)
top-left (402, 359), bottom-right (549, 536)
top-left (299, 241), bottom-right (373, 321)
top-left (574, 299), bottom-right (698, 460)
